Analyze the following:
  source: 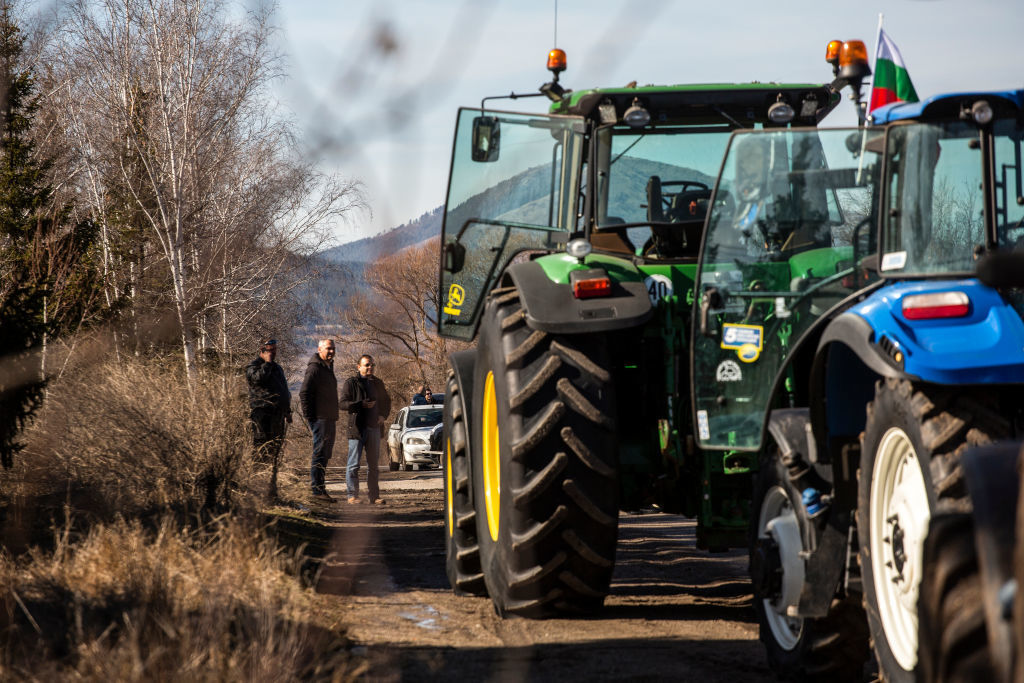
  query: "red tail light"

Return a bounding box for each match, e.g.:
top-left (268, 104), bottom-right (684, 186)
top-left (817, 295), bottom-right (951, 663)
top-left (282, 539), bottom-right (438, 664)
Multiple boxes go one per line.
top-left (901, 291), bottom-right (970, 320)
top-left (573, 277), bottom-right (612, 299)
top-left (570, 268), bottom-right (612, 299)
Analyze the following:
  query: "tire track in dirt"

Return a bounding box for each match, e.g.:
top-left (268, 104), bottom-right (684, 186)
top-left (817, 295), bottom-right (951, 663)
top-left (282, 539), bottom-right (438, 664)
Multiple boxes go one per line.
top-left (305, 473), bottom-right (774, 681)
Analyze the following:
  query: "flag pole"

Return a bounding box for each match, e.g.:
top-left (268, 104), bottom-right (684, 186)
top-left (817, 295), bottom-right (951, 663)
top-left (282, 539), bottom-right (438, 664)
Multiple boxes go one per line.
top-left (856, 14), bottom-right (884, 182)
top-left (866, 13), bottom-right (884, 121)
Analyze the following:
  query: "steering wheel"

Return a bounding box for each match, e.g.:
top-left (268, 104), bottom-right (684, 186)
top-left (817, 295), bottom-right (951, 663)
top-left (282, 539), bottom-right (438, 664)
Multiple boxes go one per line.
top-left (667, 180), bottom-right (710, 193)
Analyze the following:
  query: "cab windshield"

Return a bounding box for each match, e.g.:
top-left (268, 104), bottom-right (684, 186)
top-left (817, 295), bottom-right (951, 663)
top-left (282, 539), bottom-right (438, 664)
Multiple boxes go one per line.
top-left (692, 127), bottom-right (880, 450)
top-left (994, 119), bottom-right (1024, 248)
top-left (875, 118), bottom-right (1024, 276)
top-left (594, 126), bottom-right (752, 258)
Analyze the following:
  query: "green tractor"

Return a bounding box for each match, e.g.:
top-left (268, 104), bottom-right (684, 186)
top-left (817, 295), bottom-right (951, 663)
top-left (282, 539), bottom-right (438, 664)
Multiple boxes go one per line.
top-left (438, 46), bottom-right (871, 617)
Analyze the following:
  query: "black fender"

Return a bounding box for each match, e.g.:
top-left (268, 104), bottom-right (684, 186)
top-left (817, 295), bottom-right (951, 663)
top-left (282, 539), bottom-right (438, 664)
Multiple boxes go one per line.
top-left (766, 409), bottom-right (851, 618)
top-left (504, 260), bottom-right (653, 334)
top-left (809, 312), bottom-right (896, 466)
top-left (448, 349), bottom-right (477, 505)
top-left (960, 442), bottom-right (1021, 681)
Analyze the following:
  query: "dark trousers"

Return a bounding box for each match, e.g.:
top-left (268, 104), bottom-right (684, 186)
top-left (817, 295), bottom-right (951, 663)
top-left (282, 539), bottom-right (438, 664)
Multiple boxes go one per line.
top-left (310, 419), bottom-right (337, 494)
top-left (252, 411), bottom-right (286, 463)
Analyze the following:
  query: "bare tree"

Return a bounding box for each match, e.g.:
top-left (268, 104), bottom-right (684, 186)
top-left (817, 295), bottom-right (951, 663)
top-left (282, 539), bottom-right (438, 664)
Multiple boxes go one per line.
top-left (50, 0), bottom-right (363, 382)
top-left (340, 237), bottom-right (466, 397)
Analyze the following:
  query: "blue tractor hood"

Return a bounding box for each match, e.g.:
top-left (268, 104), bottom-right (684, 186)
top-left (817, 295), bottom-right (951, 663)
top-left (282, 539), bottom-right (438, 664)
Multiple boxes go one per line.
top-left (870, 89), bottom-right (1024, 124)
top-left (846, 279), bottom-right (1024, 385)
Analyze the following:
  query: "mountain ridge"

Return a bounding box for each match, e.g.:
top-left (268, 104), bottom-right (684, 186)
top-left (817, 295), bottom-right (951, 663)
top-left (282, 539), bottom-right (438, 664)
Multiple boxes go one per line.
top-left (323, 207), bottom-right (443, 264)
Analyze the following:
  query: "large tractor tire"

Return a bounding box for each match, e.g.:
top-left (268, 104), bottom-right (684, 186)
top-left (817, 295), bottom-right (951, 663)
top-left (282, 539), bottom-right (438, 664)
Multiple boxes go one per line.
top-left (471, 287), bottom-right (619, 617)
top-left (858, 378), bottom-right (1007, 682)
top-left (750, 449), bottom-right (869, 681)
top-left (1015, 452), bottom-right (1024, 683)
top-left (443, 367), bottom-right (487, 596)
top-left (916, 513), bottom-right (994, 683)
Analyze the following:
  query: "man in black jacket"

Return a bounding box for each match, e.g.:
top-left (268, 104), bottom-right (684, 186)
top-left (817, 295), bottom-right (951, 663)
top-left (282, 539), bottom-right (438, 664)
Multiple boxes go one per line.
top-left (246, 339), bottom-right (292, 462)
top-left (339, 354), bottom-right (391, 504)
top-left (299, 339), bottom-right (338, 500)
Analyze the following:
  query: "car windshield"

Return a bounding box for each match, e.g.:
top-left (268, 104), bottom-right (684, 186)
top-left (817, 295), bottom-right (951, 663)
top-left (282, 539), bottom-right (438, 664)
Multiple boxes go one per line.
top-left (407, 409), bottom-right (443, 428)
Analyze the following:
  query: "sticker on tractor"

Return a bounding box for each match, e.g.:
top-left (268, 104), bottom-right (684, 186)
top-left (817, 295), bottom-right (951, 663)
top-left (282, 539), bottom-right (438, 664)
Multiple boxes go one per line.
top-left (737, 343), bottom-right (761, 363)
top-left (880, 251), bottom-right (907, 271)
top-left (644, 274), bottom-right (673, 305)
top-left (720, 323), bottom-right (763, 351)
top-left (715, 360), bottom-right (742, 382)
top-left (697, 410), bottom-right (710, 440)
top-left (443, 284), bottom-right (465, 316)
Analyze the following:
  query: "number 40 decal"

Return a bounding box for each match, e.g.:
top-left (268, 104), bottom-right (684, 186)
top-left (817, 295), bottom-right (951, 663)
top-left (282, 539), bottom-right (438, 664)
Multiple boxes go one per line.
top-left (643, 274), bottom-right (673, 306)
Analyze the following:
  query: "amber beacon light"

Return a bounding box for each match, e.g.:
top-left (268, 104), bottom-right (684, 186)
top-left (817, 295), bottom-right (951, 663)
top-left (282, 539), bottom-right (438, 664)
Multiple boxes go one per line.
top-left (838, 40), bottom-right (870, 79)
top-left (825, 39), bottom-right (842, 75)
top-left (547, 48), bottom-right (567, 75)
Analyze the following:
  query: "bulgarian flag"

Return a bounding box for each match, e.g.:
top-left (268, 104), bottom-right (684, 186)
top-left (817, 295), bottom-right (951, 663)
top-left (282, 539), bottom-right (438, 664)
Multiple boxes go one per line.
top-left (869, 27), bottom-right (919, 112)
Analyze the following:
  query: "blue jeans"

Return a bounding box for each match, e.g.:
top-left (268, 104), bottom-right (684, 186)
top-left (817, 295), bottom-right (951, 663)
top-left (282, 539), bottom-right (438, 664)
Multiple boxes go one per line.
top-left (310, 419), bottom-right (336, 494)
top-left (347, 428), bottom-right (381, 500)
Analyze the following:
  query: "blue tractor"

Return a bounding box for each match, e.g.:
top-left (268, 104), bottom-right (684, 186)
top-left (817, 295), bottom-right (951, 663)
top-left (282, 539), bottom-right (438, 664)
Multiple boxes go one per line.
top-left (690, 88), bottom-right (1024, 681)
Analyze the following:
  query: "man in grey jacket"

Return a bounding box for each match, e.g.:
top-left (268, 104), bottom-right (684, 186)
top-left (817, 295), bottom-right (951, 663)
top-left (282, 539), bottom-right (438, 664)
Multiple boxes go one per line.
top-left (299, 339), bottom-right (338, 500)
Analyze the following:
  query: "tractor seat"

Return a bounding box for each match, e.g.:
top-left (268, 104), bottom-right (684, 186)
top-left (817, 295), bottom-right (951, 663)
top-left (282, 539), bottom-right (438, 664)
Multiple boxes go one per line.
top-left (669, 190), bottom-right (711, 222)
top-left (647, 190), bottom-right (710, 258)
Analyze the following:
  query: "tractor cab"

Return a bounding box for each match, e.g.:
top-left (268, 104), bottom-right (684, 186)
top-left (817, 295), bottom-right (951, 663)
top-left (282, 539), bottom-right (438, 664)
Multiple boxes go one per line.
top-left (438, 49), bottom-right (842, 342)
top-left (691, 77), bottom-right (1024, 682)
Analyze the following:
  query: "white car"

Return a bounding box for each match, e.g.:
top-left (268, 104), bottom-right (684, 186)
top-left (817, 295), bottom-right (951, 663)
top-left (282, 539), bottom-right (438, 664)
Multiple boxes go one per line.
top-left (387, 404), bottom-right (444, 471)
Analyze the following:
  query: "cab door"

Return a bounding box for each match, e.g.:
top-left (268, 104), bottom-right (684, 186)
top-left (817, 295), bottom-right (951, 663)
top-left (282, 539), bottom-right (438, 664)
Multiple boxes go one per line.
top-left (438, 108), bottom-right (586, 340)
top-left (690, 127), bottom-right (880, 450)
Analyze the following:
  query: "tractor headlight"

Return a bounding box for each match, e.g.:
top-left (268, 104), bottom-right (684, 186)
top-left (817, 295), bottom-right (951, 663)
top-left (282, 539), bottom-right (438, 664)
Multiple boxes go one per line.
top-left (566, 238), bottom-right (592, 260)
top-left (768, 99), bottom-right (795, 124)
top-left (623, 97), bottom-right (651, 128)
top-left (972, 100), bottom-right (993, 126)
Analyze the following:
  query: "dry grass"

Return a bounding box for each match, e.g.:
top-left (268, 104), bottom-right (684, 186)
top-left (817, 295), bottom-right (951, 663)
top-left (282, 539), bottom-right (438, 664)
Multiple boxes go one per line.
top-left (17, 357), bottom-right (253, 516)
top-left (0, 355), bottom-right (360, 681)
top-left (0, 516), bottom-right (355, 681)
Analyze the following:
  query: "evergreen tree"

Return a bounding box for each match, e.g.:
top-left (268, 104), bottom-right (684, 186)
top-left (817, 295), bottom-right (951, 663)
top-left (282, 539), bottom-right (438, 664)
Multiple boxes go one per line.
top-left (0, 3), bottom-right (62, 468)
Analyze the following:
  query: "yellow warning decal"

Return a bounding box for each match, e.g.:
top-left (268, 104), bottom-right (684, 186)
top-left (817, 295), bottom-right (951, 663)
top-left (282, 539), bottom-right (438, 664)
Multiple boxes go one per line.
top-left (443, 284), bottom-right (465, 316)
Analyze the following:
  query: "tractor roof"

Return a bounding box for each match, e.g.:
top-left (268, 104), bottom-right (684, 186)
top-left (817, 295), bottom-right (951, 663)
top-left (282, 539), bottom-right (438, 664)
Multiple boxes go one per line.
top-left (870, 89), bottom-right (1024, 124)
top-left (550, 82), bottom-right (840, 126)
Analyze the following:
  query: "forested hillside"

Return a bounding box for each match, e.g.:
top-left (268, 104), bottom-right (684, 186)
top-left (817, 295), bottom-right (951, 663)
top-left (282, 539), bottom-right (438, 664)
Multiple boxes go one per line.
top-left (321, 207), bottom-right (443, 265)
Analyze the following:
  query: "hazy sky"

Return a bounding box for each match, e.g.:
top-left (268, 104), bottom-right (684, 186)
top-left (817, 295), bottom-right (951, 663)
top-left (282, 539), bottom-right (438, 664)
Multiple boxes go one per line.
top-left (272, 0), bottom-right (1024, 244)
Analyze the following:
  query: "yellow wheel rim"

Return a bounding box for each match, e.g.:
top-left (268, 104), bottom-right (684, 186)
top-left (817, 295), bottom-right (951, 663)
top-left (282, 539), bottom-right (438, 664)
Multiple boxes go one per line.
top-left (445, 437), bottom-right (454, 537)
top-left (482, 371), bottom-right (500, 541)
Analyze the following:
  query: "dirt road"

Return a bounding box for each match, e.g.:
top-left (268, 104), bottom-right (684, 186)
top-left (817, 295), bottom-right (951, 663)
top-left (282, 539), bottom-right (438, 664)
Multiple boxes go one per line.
top-left (294, 467), bottom-right (776, 681)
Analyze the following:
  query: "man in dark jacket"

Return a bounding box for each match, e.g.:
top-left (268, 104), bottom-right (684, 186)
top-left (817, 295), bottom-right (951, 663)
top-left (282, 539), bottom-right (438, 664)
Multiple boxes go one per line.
top-left (299, 339), bottom-right (338, 500)
top-left (245, 339), bottom-right (292, 463)
top-left (339, 354), bottom-right (391, 504)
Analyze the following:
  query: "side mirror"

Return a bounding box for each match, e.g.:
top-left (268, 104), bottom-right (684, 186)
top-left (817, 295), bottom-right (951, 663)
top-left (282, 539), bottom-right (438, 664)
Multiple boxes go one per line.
top-left (443, 241), bottom-right (466, 273)
top-left (472, 116), bottom-right (500, 162)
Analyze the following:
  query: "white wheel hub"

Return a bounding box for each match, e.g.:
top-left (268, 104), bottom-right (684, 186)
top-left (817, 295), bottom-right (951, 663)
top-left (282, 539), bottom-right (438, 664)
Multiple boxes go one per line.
top-left (869, 427), bottom-right (930, 672)
top-left (759, 485), bottom-right (805, 650)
